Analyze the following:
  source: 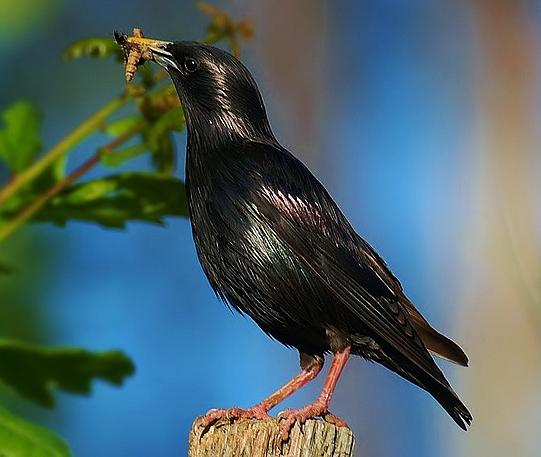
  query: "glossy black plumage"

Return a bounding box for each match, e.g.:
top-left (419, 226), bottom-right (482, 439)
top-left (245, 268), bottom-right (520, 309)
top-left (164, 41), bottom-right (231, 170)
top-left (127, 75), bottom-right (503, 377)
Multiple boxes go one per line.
top-left (145, 40), bottom-right (472, 430)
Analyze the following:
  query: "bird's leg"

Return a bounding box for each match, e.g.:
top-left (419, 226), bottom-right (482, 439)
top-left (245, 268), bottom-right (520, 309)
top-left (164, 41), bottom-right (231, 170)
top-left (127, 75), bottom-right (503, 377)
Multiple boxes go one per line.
top-left (198, 354), bottom-right (323, 431)
top-left (278, 346), bottom-right (351, 440)
top-left (251, 354), bottom-right (324, 413)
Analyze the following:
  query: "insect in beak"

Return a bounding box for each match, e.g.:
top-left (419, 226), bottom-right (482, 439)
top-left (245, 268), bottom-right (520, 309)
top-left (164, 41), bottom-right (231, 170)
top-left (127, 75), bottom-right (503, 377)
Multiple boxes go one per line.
top-left (114, 29), bottom-right (172, 81)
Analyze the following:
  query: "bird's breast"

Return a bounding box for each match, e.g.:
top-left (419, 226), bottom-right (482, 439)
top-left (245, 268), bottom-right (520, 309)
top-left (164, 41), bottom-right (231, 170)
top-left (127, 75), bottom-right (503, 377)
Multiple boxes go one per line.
top-left (185, 163), bottom-right (334, 351)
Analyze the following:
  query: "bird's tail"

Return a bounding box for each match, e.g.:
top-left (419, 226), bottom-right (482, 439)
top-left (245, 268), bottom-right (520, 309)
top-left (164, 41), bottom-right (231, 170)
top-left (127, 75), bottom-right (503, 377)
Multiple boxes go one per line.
top-left (372, 346), bottom-right (472, 430)
top-left (401, 296), bottom-right (469, 367)
top-left (429, 377), bottom-right (472, 430)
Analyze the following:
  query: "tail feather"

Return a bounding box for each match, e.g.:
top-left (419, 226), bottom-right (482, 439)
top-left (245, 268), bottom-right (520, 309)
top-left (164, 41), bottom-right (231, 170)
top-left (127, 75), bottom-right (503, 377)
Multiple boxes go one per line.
top-left (364, 336), bottom-right (473, 430)
top-left (395, 359), bottom-right (472, 430)
top-left (401, 297), bottom-right (469, 367)
top-left (399, 297), bottom-right (472, 428)
top-left (432, 381), bottom-right (472, 430)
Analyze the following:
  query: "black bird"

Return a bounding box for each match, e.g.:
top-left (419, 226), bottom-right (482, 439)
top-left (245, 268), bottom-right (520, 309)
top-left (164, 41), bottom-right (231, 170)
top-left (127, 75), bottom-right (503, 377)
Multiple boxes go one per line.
top-left (122, 35), bottom-right (472, 438)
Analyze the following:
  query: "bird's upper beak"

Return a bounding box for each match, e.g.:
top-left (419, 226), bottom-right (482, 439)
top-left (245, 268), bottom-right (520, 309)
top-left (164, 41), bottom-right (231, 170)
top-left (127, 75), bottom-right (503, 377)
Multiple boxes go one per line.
top-left (123, 35), bottom-right (178, 71)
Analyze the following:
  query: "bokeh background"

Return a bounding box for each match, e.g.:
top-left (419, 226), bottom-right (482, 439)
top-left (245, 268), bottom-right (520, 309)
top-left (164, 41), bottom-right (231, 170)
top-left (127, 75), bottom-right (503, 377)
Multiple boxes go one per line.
top-left (1, 0), bottom-right (540, 456)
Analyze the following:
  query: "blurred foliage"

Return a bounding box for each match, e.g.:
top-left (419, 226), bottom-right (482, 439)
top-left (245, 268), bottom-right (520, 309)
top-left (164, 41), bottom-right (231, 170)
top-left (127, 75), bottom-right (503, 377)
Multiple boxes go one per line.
top-left (0, 101), bottom-right (43, 173)
top-left (0, 261), bottom-right (15, 274)
top-left (0, 2), bottom-right (253, 454)
top-left (0, 0), bottom-right (62, 43)
top-left (63, 36), bottom-right (124, 61)
top-left (198, 2), bottom-right (254, 58)
top-left (0, 340), bottom-right (135, 408)
top-left (13, 172), bottom-right (190, 228)
top-left (0, 404), bottom-right (70, 457)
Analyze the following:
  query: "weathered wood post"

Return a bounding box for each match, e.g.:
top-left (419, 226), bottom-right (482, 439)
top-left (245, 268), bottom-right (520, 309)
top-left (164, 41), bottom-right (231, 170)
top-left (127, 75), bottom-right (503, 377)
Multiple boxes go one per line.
top-left (188, 417), bottom-right (355, 457)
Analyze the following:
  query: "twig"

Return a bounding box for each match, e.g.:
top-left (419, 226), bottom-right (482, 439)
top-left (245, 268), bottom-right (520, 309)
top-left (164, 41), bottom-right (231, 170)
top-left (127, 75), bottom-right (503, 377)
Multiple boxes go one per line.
top-left (0, 121), bottom-right (145, 243)
top-left (0, 94), bottom-right (129, 206)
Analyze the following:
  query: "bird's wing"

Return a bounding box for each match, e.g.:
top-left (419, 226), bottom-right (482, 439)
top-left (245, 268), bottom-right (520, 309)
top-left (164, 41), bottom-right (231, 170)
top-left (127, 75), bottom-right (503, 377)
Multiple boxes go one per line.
top-left (246, 141), bottom-right (448, 384)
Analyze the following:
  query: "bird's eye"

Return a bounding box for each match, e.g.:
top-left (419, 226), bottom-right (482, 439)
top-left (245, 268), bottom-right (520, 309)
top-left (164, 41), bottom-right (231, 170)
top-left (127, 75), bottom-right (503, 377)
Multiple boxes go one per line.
top-left (184, 57), bottom-right (199, 73)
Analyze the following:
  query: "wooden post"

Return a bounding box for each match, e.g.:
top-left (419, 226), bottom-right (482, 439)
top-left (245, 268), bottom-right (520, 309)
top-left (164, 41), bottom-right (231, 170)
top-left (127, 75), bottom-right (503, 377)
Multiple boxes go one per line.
top-left (188, 417), bottom-right (355, 457)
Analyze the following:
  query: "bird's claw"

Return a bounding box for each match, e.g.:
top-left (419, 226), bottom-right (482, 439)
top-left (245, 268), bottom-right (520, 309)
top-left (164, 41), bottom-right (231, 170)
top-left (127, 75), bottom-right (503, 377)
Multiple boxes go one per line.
top-left (196, 405), bottom-right (272, 436)
top-left (277, 406), bottom-right (349, 440)
top-left (320, 411), bottom-right (349, 427)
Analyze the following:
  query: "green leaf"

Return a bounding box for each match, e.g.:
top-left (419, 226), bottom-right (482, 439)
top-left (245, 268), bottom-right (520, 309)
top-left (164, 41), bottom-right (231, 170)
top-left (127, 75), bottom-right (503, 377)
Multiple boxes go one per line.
top-left (0, 100), bottom-right (43, 173)
top-left (100, 143), bottom-right (148, 168)
top-left (149, 133), bottom-right (175, 174)
top-left (104, 115), bottom-right (141, 137)
top-left (28, 172), bottom-right (189, 228)
top-left (0, 339), bottom-right (135, 408)
top-left (63, 36), bottom-right (123, 61)
top-left (27, 155), bottom-right (67, 196)
top-left (0, 404), bottom-right (71, 457)
top-left (145, 106), bottom-right (185, 174)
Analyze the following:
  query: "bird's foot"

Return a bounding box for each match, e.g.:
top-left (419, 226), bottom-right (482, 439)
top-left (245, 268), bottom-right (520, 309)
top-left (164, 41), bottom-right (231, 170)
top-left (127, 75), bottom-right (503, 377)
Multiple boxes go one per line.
top-left (196, 405), bottom-right (272, 434)
top-left (278, 402), bottom-right (348, 440)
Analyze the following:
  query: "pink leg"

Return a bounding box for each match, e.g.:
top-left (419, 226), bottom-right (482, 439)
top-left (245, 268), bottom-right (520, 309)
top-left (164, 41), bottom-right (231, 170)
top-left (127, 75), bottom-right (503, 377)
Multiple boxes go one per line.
top-left (278, 346), bottom-right (351, 440)
top-left (198, 356), bottom-right (323, 431)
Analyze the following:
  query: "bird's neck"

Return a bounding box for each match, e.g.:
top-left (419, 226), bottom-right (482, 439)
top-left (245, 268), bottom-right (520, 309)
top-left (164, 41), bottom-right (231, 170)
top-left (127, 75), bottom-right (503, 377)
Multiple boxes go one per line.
top-left (185, 109), bottom-right (274, 151)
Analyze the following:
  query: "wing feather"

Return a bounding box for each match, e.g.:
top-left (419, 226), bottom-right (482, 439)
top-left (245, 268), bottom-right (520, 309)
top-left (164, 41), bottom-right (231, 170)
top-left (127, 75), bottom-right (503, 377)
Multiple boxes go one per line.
top-left (242, 141), bottom-right (448, 384)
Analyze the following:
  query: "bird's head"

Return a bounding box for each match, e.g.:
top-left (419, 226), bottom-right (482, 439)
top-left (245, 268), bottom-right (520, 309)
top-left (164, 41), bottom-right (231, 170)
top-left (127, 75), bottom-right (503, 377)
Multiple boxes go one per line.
top-left (127, 37), bottom-right (274, 147)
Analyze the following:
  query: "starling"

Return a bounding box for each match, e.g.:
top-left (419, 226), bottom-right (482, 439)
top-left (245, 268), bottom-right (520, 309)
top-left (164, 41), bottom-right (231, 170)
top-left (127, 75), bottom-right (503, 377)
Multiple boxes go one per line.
top-left (120, 34), bottom-right (472, 439)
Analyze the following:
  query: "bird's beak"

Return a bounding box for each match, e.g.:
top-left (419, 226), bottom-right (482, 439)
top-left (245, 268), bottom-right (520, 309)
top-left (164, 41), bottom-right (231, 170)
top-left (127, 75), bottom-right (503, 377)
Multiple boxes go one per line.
top-left (122, 35), bottom-right (178, 71)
